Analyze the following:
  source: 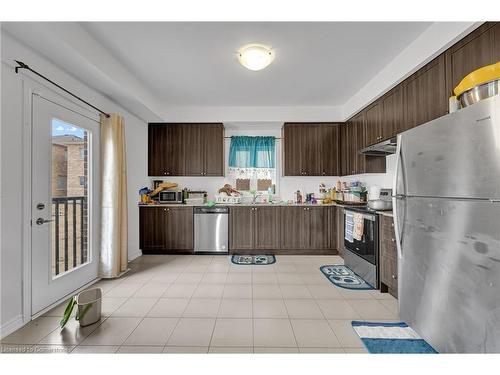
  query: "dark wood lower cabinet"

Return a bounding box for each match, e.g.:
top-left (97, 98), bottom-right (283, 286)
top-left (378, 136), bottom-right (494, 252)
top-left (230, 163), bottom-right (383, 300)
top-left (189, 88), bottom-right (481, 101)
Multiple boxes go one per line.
top-left (229, 206), bottom-right (254, 251)
top-left (139, 206), bottom-right (193, 253)
top-left (280, 207), bottom-right (304, 250)
top-left (379, 215), bottom-right (398, 298)
top-left (254, 207), bottom-right (281, 250)
top-left (336, 207), bottom-right (344, 258)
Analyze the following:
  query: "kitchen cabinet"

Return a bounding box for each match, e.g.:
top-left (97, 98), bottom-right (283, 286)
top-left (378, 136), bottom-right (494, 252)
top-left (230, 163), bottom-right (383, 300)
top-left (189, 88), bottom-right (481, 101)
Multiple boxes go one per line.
top-left (148, 123), bottom-right (224, 177)
top-left (382, 85), bottom-right (405, 136)
top-left (379, 214), bottom-right (398, 298)
top-left (139, 206), bottom-right (193, 253)
top-left (364, 101), bottom-right (383, 146)
top-left (336, 206), bottom-right (344, 258)
top-left (280, 206), bottom-right (304, 250)
top-left (340, 123), bottom-right (350, 176)
top-left (403, 54), bottom-right (448, 130)
top-left (229, 206), bottom-right (281, 251)
top-left (283, 123), bottom-right (340, 176)
top-left (148, 124), bottom-right (184, 176)
top-left (445, 22), bottom-right (500, 98)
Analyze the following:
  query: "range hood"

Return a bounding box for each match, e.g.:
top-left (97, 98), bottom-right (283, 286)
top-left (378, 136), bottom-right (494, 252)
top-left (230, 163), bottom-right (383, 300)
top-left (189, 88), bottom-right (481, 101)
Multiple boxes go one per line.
top-left (360, 137), bottom-right (397, 156)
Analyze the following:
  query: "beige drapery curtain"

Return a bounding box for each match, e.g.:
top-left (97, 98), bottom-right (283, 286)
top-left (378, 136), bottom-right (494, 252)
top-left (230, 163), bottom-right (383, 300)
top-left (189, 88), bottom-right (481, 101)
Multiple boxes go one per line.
top-left (99, 113), bottom-right (128, 278)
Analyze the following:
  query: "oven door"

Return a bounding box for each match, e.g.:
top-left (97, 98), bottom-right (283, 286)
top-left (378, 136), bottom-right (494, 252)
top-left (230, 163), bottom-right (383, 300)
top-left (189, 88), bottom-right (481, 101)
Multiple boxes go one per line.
top-left (344, 210), bottom-right (377, 265)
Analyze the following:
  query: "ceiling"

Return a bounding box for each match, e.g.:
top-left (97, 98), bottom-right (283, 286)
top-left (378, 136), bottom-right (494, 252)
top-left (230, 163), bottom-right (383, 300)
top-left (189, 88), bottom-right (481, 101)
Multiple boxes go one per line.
top-left (81, 22), bottom-right (432, 107)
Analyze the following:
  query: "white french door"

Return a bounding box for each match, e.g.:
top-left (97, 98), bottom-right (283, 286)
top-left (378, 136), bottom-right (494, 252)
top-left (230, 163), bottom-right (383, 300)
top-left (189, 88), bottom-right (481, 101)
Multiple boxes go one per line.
top-left (31, 94), bottom-right (100, 315)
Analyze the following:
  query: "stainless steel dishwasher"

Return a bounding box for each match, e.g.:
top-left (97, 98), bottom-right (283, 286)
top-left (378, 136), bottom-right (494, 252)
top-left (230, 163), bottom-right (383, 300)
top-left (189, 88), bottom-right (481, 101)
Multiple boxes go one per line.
top-left (194, 206), bottom-right (229, 253)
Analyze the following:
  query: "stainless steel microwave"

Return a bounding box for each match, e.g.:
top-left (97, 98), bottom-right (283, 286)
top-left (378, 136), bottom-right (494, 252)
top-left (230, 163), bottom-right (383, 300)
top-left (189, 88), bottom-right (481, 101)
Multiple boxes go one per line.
top-left (158, 189), bottom-right (183, 204)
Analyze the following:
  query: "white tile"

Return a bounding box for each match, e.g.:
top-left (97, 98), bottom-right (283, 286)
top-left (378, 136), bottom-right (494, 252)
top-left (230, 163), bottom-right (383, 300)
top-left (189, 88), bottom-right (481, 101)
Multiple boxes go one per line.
top-left (327, 320), bottom-right (364, 348)
top-left (252, 284), bottom-right (282, 299)
top-left (284, 299), bottom-right (324, 319)
top-left (183, 298), bottom-right (221, 318)
top-left (254, 347), bottom-right (299, 353)
top-left (123, 318), bottom-right (178, 346)
top-left (150, 272), bottom-right (181, 283)
top-left (348, 299), bottom-right (399, 320)
top-left (1, 317), bottom-right (60, 344)
top-left (102, 297), bottom-right (128, 316)
top-left (183, 264), bottom-right (209, 273)
top-left (253, 299), bottom-right (288, 318)
top-left (344, 347), bottom-right (368, 353)
top-left (223, 284), bottom-right (252, 299)
top-left (273, 264), bottom-right (297, 274)
top-left (306, 285), bottom-right (343, 299)
top-left (253, 319), bottom-right (297, 348)
top-left (251, 265), bottom-right (276, 273)
top-left (337, 288), bottom-right (375, 300)
top-left (299, 347), bottom-right (345, 353)
top-left (316, 299), bottom-right (361, 320)
top-left (201, 272), bottom-right (228, 284)
top-left (117, 345), bottom-right (163, 353)
top-left (133, 283), bottom-right (171, 298)
top-left (105, 283), bottom-right (143, 298)
top-left (379, 299), bottom-right (399, 316)
top-left (163, 346), bottom-right (208, 353)
top-left (147, 298), bottom-right (189, 317)
top-left (205, 264), bottom-right (230, 273)
top-left (209, 346), bottom-right (253, 353)
top-left (192, 284), bottom-right (225, 299)
top-left (210, 319), bottom-right (253, 347)
top-left (167, 318), bottom-right (216, 347)
top-left (71, 345), bottom-right (119, 353)
top-left (277, 273), bottom-right (304, 285)
top-left (218, 299), bottom-right (253, 318)
top-left (252, 273), bottom-right (278, 284)
top-left (80, 317), bottom-right (142, 345)
top-left (229, 265), bottom-right (252, 273)
top-left (226, 273), bottom-right (252, 284)
top-left (291, 319), bottom-right (341, 348)
top-left (175, 273), bottom-right (204, 284)
top-left (38, 318), bottom-right (102, 345)
top-left (280, 285), bottom-right (312, 299)
top-left (162, 284), bottom-right (197, 298)
top-left (300, 273), bottom-right (330, 285)
top-left (112, 298), bottom-right (158, 317)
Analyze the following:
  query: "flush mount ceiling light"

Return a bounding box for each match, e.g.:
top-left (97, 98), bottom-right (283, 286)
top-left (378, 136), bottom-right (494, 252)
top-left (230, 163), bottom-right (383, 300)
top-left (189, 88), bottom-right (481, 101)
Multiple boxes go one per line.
top-left (237, 44), bottom-right (275, 71)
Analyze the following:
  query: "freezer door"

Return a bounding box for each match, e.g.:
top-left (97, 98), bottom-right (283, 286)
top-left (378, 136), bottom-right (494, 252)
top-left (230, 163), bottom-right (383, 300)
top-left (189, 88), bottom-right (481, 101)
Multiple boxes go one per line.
top-left (399, 196), bottom-right (500, 353)
top-left (399, 95), bottom-right (500, 199)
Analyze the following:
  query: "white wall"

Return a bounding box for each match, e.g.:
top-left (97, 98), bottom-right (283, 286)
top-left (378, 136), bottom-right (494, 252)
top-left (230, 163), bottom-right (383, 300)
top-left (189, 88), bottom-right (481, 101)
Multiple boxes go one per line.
top-left (155, 122), bottom-right (396, 202)
top-left (0, 33), bottom-right (149, 337)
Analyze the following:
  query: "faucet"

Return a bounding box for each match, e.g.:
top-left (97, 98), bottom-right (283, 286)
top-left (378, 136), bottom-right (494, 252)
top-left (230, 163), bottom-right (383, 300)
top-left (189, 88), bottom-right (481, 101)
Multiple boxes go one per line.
top-left (250, 191), bottom-right (262, 204)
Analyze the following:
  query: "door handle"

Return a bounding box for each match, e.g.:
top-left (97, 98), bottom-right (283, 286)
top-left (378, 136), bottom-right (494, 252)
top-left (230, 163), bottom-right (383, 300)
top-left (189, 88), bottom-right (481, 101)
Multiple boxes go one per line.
top-left (36, 218), bottom-right (54, 225)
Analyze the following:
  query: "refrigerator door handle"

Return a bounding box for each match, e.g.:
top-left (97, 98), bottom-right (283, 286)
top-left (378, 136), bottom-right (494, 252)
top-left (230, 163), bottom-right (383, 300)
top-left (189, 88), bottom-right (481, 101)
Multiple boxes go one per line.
top-left (393, 135), bottom-right (404, 260)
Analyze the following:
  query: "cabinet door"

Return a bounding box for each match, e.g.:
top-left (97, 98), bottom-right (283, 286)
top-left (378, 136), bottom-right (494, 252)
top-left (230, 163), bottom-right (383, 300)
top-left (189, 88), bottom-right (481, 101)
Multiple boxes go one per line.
top-left (352, 113), bottom-right (365, 174)
top-left (336, 207), bottom-right (344, 257)
top-left (382, 85), bottom-right (405, 137)
top-left (305, 207), bottom-right (330, 250)
top-left (280, 207), bottom-right (304, 249)
top-left (283, 124), bottom-right (303, 176)
top-left (204, 123), bottom-right (224, 176)
top-left (329, 206), bottom-right (337, 251)
top-left (345, 120), bottom-right (358, 175)
top-left (148, 125), bottom-right (168, 176)
top-left (183, 124), bottom-right (205, 176)
top-left (364, 101), bottom-right (383, 146)
top-left (319, 124), bottom-right (340, 176)
top-left (380, 255), bottom-right (398, 297)
top-left (254, 207), bottom-right (280, 250)
top-left (404, 54), bottom-right (448, 129)
top-left (446, 22), bottom-right (499, 97)
top-left (229, 207), bottom-right (254, 250)
top-left (166, 207), bottom-right (193, 251)
top-left (301, 124), bottom-right (321, 176)
top-left (139, 207), bottom-right (167, 250)
top-left (340, 123), bottom-right (350, 176)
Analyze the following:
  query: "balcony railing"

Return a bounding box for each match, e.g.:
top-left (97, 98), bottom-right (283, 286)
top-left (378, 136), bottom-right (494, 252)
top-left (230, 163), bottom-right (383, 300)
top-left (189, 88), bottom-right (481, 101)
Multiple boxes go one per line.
top-left (52, 196), bottom-right (87, 276)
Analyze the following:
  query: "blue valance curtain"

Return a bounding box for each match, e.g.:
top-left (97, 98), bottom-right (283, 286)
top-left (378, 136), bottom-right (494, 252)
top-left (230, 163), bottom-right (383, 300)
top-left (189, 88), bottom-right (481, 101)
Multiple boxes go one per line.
top-left (229, 136), bottom-right (275, 169)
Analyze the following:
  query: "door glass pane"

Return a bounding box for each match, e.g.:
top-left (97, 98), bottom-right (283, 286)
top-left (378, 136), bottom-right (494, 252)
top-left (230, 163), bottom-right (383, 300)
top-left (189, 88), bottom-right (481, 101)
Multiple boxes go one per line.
top-left (51, 118), bottom-right (90, 277)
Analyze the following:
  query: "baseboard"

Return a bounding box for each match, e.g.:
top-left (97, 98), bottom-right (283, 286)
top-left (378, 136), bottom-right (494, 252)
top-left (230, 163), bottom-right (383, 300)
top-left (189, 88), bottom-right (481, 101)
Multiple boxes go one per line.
top-left (128, 250), bottom-right (142, 261)
top-left (0, 315), bottom-right (24, 340)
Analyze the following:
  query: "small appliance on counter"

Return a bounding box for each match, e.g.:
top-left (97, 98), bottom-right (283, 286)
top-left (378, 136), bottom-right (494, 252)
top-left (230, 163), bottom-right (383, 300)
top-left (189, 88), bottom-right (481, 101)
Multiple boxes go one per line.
top-left (368, 188), bottom-right (393, 211)
top-left (185, 190), bottom-right (208, 205)
top-left (158, 188), bottom-right (183, 204)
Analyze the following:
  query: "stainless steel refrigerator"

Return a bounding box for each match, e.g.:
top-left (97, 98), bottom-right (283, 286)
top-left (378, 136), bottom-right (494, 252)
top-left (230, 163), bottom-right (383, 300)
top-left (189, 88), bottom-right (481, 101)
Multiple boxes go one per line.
top-left (393, 94), bottom-right (500, 353)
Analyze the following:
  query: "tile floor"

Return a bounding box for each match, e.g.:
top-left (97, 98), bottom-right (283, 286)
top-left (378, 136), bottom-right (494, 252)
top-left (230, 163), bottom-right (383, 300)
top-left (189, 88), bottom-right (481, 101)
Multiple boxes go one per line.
top-left (0, 254), bottom-right (398, 354)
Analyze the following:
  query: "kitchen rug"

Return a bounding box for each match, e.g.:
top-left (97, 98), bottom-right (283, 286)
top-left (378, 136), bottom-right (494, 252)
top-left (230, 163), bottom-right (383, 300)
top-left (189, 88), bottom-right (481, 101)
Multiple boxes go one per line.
top-left (319, 265), bottom-right (374, 290)
top-left (231, 255), bottom-right (276, 265)
top-left (351, 321), bottom-right (438, 354)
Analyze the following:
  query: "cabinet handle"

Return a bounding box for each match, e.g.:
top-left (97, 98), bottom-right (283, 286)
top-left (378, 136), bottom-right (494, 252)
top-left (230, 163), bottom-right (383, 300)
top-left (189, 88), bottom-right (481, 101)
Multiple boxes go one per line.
top-left (163, 208), bottom-right (166, 211)
top-left (303, 208), bottom-right (307, 211)
top-left (391, 223), bottom-right (394, 228)
top-left (392, 274), bottom-right (397, 280)
top-left (391, 238), bottom-right (395, 242)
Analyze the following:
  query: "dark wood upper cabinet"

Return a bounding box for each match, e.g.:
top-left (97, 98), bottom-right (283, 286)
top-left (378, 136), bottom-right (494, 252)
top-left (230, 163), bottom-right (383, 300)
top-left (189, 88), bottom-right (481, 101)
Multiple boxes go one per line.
top-left (340, 123), bottom-right (350, 176)
top-left (148, 123), bottom-right (224, 177)
top-left (139, 206), bottom-right (193, 252)
top-left (382, 85), bottom-right (405, 136)
top-left (403, 54), bottom-right (448, 129)
top-left (364, 101), bottom-right (383, 146)
top-left (445, 22), bottom-right (500, 97)
top-left (283, 123), bottom-right (340, 176)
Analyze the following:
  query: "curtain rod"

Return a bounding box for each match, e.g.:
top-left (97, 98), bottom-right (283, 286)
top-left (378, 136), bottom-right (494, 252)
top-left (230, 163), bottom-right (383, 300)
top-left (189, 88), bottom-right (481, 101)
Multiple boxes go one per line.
top-left (224, 136), bottom-right (282, 139)
top-left (14, 60), bottom-right (110, 118)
